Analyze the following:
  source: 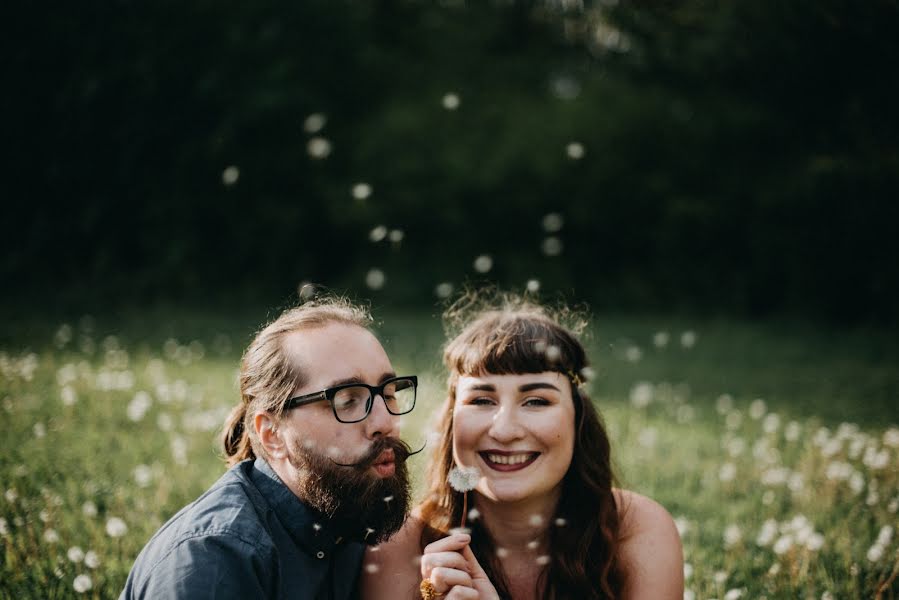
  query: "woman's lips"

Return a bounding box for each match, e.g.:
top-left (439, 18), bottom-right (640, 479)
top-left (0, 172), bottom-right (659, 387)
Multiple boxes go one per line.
top-left (478, 451), bottom-right (540, 472)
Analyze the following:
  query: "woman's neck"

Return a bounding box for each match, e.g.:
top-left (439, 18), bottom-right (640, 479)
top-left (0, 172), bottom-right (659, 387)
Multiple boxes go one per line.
top-left (472, 489), bottom-right (561, 554)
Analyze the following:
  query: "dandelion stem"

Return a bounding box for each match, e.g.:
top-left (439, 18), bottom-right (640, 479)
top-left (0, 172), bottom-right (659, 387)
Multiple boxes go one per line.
top-left (460, 492), bottom-right (468, 529)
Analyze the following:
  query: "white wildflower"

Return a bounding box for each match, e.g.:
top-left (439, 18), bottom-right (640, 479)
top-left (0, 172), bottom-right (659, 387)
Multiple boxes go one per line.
top-left (105, 517), bottom-right (128, 538)
top-left (73, 574), bottom-right (92, 593)
top-left (448, 466), bottom-right (480, 492)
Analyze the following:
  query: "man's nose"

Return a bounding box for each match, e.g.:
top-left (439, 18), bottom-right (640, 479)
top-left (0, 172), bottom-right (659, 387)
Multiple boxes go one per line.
top-left (365, 393), bottom-right (399, 438)
top-left (488, 406), bottom-right (524, 442)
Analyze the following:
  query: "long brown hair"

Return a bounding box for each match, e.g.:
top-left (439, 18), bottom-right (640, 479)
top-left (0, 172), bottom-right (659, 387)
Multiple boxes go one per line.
top-left (418, 291), bottom-right (625, 599)
top-left (221, 295), bottom-right (372, 467)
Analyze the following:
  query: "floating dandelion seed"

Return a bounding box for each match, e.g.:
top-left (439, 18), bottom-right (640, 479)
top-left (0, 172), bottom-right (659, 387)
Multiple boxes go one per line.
top-left (307, 137), bottom-right (332, 159)
top-left (105, 517), bottom-right (127, 538)
top-left (364, 563), bottom-right (379, 574)
top-left (364, 527), bottom-right (376, 540)
top-left (566, 142), bottom-right (585, 159)
top-left (653, 332), bottom-right (669, 348)
top-left (554, 518), bottom-right (567, 527)
top-left (387, 229), bottom-right (404, 244)
top-left (73, 574), bottom-right (92, 593)
top-left (541, 237), bottom-right (563, 256)
top-left (536, 555), bottom-right (551, 565)
top-left (303, 113), bottom-right (327, 134)
top-left (496, 547), bottom-right (509, 558)
top-left (529, 514), bottom-right (544, 527)
top-left (365, 269), bottom-right (386, 291)
top-left (352, 183), bottom-right (372, 200)
top-left (680, 330), bottom-right (697, 348)
top-left (544, 345), bottom-right (561, 362)
top-left (542, 213), bottom-right (564, 233)
top-left (369, 225), bottom-right (388, 243)
top-left (526, 540), bottom-right (539, 550)
top-left (442, 93), bottom-right (460, 110)
top-left (434, 282), bottom-right (454, 299)
top-left (312, 523), bottom-right (321, 532)
top-left (467, 508), bottom-right (480, 522)
top-left (222, 166), bottom-right (240, 186)
top-left (473, 255), bottom-right (493, 273)
top-left (383, 495), bottom-right (394, 506)
top-left (526, 279), bottom-right (540, 293)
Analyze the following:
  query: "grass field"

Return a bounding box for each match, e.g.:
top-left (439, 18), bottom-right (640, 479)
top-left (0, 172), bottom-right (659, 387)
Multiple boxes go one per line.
top-left (1, 308), bottom-right (897, 599)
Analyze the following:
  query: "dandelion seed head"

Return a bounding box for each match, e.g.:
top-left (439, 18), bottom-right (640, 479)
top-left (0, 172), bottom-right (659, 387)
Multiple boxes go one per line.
top-left (73, 574), bottom-right (92, 593)
top-left (713, 570), bottom-right (728, 584)
top-left (105, 517), bottom-right (127, 538)
top-left (867, 543), bottom-right (884, 562)
top-left (749, 399), bottom-right (767, 420)
top-left (68, 546), bottom-right (84, 563)
top-left (723, 524), bottom-right (742, 547)
top-left (448, 466), bottom-right (480, 492)
top-left (44, 528), bottom-right (60, 543)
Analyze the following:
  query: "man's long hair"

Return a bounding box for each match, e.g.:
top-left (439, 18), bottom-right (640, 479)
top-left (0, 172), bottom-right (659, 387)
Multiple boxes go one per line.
top-left (417, 291), bottom-right (626, 599)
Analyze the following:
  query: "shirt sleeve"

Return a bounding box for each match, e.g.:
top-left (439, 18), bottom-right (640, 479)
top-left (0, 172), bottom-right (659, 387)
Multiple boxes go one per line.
top-left (128, 532), bottom-right (276, 599)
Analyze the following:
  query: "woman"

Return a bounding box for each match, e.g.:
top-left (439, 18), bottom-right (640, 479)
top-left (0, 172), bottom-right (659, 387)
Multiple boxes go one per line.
top-left (363, 293), bottom-right (683, 599)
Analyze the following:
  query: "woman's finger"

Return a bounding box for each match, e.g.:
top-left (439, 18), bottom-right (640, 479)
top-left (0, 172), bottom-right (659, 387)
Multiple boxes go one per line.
top-left (420, 551), bottom-right (470, 579)
top-left (429, 567), bottom-right (473, 593)
top-left (422, 532), bottom-right (471, 555)
top-left (445, 586), bottom-right (479, 600)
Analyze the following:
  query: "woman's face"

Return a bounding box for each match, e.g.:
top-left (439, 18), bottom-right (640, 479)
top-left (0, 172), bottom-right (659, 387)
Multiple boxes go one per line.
top-left (452, 371), bottom-right (576, 504)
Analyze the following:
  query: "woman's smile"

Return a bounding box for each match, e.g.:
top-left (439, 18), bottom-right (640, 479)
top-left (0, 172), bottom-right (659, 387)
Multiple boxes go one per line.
top-left (479, 450), bottom-right (541, 471)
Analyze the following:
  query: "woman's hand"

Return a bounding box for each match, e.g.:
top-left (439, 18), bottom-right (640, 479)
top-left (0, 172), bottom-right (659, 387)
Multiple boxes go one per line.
top-left (420, 533), bottom-right (499, 600)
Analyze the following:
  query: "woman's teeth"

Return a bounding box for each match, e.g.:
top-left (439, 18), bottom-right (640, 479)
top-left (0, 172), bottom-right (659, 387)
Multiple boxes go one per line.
top-left (485, 453), bottom-right (534, 465)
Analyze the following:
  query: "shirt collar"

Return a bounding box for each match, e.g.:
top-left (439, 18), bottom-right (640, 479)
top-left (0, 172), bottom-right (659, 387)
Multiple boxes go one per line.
top-left (250, 457), bottom-right (349, 557)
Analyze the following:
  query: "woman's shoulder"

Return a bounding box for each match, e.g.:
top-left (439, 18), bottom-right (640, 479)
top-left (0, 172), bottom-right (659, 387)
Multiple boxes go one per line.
top-left (613, 489), bottom-right (678, 537)
top-left (612, 489), bottom-right (684, 599)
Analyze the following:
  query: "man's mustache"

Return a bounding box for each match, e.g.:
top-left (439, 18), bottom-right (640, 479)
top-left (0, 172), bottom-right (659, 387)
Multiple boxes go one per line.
top-left (330, 437), bottom-right (425, 469)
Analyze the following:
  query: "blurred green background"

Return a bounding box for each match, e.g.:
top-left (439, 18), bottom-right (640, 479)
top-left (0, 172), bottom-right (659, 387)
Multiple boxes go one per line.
top-left (4, 0), bottom-right (898, 323)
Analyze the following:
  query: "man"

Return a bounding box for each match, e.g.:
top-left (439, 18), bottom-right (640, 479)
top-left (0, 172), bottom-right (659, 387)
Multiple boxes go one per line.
top-left (121, 297), bottom-right (417, 599)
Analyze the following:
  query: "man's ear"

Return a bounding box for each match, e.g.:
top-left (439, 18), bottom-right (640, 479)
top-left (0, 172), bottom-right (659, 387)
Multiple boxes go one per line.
top-left (255, 413), bottom-right (287, 459)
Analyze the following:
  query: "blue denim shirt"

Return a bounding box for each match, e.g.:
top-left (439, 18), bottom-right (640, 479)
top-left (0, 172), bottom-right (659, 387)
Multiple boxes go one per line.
top-left (120, 458), bottom-right (365, 599)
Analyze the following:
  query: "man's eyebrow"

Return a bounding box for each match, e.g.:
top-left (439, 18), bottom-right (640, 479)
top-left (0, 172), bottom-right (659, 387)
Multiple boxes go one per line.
top-left (327, 372), bottom-right (397, 388)
top-left (519, 382), bottom-right (561, 393)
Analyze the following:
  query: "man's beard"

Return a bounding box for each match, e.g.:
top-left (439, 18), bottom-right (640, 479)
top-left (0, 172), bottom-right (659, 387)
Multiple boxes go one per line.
top-left (287, 436), bottom-right (412, 545)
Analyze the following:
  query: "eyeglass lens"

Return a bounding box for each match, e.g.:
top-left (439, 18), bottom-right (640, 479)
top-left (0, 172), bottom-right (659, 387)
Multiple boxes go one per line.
top-left (331, 378), bottom-right (416, 422)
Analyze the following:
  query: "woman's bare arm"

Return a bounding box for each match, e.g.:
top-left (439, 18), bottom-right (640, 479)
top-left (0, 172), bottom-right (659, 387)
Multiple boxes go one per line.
top-left (616, 490), bottom-right (684, 600)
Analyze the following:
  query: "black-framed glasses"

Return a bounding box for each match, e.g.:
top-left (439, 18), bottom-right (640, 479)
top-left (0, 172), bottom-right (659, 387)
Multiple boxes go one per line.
top-left (284, 375), bottom-right (418, 423)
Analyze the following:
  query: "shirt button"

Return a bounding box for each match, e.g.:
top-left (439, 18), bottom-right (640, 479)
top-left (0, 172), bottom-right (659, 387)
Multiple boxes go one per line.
top-left (316, 551), bottom-right (325, 559)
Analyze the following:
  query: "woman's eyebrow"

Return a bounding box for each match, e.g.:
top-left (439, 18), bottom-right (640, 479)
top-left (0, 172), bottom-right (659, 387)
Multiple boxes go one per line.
top-left (467, 383), bottom-right (496, 392)
top-left (519, 382), bottom-right (560, 393)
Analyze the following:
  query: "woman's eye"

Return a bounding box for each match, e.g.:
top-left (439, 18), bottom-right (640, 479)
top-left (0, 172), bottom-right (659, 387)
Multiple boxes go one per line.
top-left (469, 397), bottom-right (494, 406)
top-left (524, 397), bottom-right (551, 407)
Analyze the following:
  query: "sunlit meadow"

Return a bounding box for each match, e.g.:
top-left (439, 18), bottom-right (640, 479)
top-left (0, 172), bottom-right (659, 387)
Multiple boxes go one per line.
top-left (1, 310), bottom-right (897, 599)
